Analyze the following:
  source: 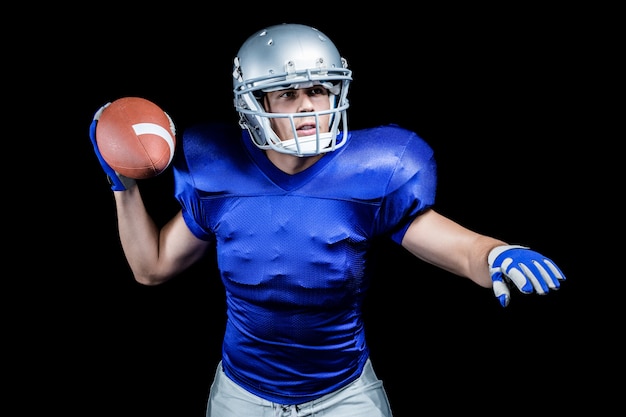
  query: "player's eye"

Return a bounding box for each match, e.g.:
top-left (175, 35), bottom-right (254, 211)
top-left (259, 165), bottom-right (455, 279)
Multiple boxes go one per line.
top-left (310, 87), bottom-right (328, 95)
top-left (278, 90), bottom-right (296, 98)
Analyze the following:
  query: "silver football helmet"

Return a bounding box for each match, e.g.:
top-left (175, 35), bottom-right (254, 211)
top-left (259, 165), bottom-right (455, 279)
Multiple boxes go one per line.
top-left (233, 24), bottom-right (352, 156)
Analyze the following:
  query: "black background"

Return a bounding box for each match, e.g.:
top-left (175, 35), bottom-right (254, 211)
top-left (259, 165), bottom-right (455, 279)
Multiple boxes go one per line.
top-left (17, 5), bottom-right (619, 416)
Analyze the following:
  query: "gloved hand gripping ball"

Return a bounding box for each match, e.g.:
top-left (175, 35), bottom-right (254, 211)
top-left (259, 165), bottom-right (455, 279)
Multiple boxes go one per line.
top-left (488, 245), bottom-right (566, 307)
top-left (89, 103), bottom-right (135, 191)
top-left (89, 97), bottom-right (176, 191)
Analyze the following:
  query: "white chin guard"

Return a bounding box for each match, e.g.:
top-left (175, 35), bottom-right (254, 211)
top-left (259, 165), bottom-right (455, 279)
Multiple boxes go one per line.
top-left (277, 132), bottom-right (334, 156)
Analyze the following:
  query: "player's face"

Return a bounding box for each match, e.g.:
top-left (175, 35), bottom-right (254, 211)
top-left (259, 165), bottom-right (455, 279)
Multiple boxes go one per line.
top-left (264, 86), bottom-right (331, 141)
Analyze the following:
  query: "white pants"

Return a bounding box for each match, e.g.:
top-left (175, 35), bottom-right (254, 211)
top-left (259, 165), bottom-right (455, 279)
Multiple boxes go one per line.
top-left (206, 358), bottom-right (393, 416)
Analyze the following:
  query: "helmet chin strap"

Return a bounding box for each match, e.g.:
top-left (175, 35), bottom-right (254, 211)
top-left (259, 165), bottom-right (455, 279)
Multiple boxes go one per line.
top-left (276, 132), bottom-right (334, 156)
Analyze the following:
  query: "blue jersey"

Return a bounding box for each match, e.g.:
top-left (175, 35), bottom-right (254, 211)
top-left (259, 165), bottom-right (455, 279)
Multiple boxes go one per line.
top-left (173, 122), bottom-right (437, 404)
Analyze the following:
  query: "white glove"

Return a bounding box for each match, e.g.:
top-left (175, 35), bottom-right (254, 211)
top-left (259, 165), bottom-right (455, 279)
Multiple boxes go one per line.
top-left (488, 245), bottom-right (566, 307)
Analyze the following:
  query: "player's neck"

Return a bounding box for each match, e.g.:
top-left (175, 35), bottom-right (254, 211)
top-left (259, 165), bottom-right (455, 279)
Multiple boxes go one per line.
top-left (265, 149), bottom-right (324, 175)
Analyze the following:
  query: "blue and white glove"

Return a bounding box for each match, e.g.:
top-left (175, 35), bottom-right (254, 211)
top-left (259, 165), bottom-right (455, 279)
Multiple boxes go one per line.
top-left (488, 245), bottom-right (566, 307)
top-left (88, 102), bottom-right (136, 191)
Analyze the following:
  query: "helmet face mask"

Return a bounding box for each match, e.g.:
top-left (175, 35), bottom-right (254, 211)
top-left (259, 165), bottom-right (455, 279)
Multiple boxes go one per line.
top-left (233, 24), bottom-right (352, 157)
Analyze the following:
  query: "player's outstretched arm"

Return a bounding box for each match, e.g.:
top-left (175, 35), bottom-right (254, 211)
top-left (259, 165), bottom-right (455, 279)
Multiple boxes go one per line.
top-left (401, 209), bottom-right (566, 307)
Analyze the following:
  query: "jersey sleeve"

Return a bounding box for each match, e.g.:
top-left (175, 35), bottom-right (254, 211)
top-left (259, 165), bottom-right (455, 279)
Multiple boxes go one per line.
top-left (171, 122), bottom-right (240, 242)
top-left (172, 145), bottom-right (213, 241)
top-left (379, 127), bottom-right (437, 244)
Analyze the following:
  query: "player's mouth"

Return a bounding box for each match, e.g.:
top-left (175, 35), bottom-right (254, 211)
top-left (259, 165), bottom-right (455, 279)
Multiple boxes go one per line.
top-left (296, 124), bottom-right (317, 136)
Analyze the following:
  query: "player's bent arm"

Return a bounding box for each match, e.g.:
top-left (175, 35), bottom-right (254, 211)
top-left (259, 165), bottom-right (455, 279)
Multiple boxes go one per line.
top-left (113, 185), bottom-right (210, 285)
top-left (401, 209), bottom-right (507, 288)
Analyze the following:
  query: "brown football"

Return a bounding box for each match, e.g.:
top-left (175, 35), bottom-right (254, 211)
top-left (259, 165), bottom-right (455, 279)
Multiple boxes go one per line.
top-left (95, 97), bottom-right (176, 179)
